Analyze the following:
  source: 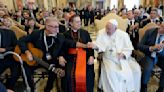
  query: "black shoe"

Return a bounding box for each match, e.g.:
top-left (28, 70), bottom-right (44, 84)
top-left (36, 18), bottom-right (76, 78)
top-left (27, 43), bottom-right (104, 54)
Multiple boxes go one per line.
top-left (156, 87), bottom-right (163, 92)
top-left (140, 83), bottom-right (147, 92)
top-left (140, 87), bottom-right (147, 92)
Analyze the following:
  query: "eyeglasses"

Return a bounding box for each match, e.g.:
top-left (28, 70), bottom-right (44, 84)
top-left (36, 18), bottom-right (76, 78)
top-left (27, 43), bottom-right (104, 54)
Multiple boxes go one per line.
top-left (47, 25), bottom-right (59, 28)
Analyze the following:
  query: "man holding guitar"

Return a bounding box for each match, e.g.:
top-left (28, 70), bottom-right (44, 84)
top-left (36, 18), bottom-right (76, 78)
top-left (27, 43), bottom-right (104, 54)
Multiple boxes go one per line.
top-left (18, 16), bottom-right (88, 92)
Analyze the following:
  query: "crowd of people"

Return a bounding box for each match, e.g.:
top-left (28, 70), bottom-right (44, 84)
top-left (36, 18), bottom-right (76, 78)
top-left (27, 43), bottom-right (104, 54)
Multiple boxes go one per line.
top-left (0, 1), bottom-right (163, 92)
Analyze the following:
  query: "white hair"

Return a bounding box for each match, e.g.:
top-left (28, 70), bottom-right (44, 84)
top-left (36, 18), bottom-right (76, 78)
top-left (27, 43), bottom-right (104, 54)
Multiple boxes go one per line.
top-left (134, 9), bottom-right (141, 14)
top-left (108, 19), bottom-right (118, 28)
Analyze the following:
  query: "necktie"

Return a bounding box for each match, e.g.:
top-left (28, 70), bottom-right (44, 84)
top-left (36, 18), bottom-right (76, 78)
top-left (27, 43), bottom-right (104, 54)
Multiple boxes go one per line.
top-left (130, 20), bottom-right (132, 25)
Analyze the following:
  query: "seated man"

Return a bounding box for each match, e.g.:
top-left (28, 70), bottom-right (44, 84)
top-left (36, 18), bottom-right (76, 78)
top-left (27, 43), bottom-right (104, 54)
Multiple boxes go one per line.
top-left (88, 19), bottom-right (141, 92)
top-left (62, 15), bottom-right (95, 92)
top-left (0, 27), bottom-right (19, 92)
top-left (126, 10), bottom-right (139, 50)
top-left (138, 22), bottom-right (164, 92)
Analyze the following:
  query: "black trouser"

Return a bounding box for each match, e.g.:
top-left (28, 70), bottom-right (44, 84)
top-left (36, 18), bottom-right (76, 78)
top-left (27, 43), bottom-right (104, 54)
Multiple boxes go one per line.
top-left (84, 17), bottom-right (90, 26)
top-left (0, 59), bottom-right (20, 90)
top-left (23, 62), bottom-right (57, 92)
top-left (130, 32), bottom-right (139, 50)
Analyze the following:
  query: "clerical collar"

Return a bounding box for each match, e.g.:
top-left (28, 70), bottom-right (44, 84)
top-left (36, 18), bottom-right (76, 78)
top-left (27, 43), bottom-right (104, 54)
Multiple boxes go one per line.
top-left (45, 31), bottom-right (57, 38)
top-left (48, 34), bottom-right (57, 37)
top-left (72, 29), bottom-right (78, 32)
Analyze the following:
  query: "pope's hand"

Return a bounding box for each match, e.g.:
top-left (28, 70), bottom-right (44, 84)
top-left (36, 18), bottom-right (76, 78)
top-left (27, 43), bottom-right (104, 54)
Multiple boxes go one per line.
top-left (88, 56), bottom-right (94, 65)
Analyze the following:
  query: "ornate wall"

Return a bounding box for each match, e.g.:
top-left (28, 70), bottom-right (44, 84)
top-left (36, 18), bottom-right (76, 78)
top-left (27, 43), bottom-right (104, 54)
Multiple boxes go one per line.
top-left (0, 0), bottom-right (163, 15)
top-left (0, 0), bottom-right (15, 11)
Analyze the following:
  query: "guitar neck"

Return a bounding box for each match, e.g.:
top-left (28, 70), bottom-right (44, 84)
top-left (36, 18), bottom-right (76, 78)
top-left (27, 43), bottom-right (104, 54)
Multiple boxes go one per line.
top-left (33, 56), bottom-right (50, 69)
top-left (33, 56), bottom-right (58, 73)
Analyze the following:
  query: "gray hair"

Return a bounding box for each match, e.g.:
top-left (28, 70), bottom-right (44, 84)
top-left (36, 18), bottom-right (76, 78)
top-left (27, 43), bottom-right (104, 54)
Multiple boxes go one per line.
top-left (134, 9), bottom-right (141, 14)
top-left (45, 17), bottom-right (59, 24)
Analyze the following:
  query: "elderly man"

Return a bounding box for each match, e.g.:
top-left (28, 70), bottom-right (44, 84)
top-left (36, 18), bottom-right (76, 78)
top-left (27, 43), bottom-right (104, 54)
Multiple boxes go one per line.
top-left (88, 19), bottom-right (141, 92)
top-left (138, 22), bottom-right (164, 92)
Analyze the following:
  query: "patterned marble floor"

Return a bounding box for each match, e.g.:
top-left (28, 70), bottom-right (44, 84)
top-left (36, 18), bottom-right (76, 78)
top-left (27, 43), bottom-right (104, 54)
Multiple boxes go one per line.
top-left (13, 25), bottom-right (160, 92)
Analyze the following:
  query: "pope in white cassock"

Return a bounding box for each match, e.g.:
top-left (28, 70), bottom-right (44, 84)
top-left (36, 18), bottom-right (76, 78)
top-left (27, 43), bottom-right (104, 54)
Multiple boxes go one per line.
top-left (88, 19), bottom-right (141, 92)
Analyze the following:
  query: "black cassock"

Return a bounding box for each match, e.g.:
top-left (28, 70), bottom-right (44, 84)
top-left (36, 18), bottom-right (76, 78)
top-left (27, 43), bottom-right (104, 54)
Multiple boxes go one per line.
top-left (63, 29), bottom-right (95, 92)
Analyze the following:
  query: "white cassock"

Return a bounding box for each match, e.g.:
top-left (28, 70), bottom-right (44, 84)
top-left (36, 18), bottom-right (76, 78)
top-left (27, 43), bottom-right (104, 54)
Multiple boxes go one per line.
top-left (94, 29), bottom-right (141, 92)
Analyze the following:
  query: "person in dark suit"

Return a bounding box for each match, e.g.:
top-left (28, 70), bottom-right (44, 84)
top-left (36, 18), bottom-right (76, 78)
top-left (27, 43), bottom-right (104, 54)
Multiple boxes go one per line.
top-left (126, 10), bottom-right (139, 50)
top-left (138, 22), bottom-right (164, 92)
top-left (85, 5), bottom-right (94, 26)
top-left (79, 8), bottom-right (85, 21)
top-left (63, 15), bottom-right (94, 92)
top-left (18, 17), bottom-right (88, 92)
top-left (0, 28), bottom-right (19, 92)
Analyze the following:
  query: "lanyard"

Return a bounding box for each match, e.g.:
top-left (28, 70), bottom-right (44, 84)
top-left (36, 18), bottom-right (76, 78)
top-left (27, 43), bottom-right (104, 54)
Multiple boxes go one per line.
top-left (44, 32), bottom-right (54, 52)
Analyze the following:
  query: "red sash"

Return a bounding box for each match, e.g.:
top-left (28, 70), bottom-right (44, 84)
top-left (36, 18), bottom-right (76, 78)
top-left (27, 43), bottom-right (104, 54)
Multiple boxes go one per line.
top-left (68, 48), bottom-right (86, 92)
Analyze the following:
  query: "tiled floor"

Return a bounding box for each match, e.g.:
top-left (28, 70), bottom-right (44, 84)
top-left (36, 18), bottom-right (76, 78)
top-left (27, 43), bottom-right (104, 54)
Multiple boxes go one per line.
top-left (13, 25), bottom-right (160, 92)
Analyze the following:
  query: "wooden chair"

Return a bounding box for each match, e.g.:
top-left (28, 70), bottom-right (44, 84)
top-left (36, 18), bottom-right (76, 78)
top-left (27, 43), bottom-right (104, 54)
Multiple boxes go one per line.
top-left (139, 23), bottom-right (159, 42)
top-left (95, 13), bottom-right (128, 32)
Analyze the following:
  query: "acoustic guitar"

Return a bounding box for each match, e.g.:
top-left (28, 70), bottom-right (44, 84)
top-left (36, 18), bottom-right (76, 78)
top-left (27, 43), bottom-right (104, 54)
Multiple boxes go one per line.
top-left (13, 43), bottom-right (65, 77)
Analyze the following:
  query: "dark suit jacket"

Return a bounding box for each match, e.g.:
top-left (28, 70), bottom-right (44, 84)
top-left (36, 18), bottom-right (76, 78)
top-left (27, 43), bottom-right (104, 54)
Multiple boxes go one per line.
top-left (138, 28), bottom-right (158, 56)
top-left (18, 29), bottom-right (76, 61)
top-left (0, 28), bottom-right (17, 52)
top-left (126, 19), bottom-right (139, 49)
top-left (0, 28), bottom-right (17, 59)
